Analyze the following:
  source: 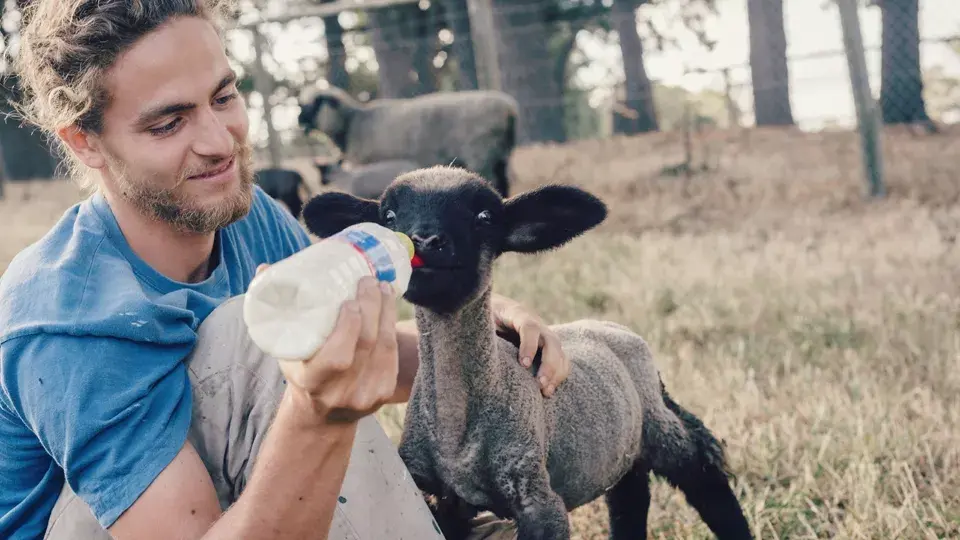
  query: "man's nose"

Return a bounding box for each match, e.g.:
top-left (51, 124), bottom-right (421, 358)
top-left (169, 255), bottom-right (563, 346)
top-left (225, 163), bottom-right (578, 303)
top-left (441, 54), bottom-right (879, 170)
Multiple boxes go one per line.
top-left (192, 108), bottom-right (234, 157)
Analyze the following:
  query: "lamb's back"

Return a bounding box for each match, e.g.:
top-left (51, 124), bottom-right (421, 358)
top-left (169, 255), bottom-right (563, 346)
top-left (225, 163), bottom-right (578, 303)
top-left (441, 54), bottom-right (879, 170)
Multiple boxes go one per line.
top-left (347, 93), bottom-right (516, 166)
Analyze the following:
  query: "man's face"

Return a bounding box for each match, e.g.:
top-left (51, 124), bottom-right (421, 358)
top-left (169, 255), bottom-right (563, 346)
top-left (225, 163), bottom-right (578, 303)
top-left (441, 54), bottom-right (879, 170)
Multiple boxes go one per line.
top-left (94, 15), bottom-right (254, 235)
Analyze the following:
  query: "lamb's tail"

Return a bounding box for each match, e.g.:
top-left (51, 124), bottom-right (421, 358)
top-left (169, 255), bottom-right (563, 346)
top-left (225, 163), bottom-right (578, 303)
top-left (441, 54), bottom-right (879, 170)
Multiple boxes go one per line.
top-left (641, 377), bottom-right (753, 539)
top-left (658, 377), bottom-right (736, 483)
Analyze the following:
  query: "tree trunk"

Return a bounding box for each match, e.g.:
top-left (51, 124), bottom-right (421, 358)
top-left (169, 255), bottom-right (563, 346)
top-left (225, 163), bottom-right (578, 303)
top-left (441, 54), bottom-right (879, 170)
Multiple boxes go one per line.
top-left (747, 0), bottom-right (794, 126)
top-left (0, 115), bottom-right (60, 181)
top-left (879, 0), bottom-right (932, 126)
top-left (442, 0), bottom-right (478, 90)
top-left (612, 0), bottom-right (658, 134)
top-left (320, 0), bottom-right (349, 90)
top-left (369, 4), bottom-right (437, 98)
top-left (489, 0), bottom-right (566, 143)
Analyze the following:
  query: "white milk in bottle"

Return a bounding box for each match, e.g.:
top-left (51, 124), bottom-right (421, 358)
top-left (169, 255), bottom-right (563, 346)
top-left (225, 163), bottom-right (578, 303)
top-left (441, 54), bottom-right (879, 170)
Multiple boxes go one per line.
top-left (242, 222), bottom-right (415, 363)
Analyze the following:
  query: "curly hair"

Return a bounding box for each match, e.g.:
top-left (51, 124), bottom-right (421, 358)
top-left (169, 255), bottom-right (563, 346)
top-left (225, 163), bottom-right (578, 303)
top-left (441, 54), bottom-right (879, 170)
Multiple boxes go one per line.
top-left (13, 0), bottom-right (237, 186)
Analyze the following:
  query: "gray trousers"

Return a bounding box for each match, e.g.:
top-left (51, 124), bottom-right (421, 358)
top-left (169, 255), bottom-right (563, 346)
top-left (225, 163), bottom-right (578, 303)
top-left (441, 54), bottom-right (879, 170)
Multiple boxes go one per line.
top-left (43, 295), bottom-right (516, 540)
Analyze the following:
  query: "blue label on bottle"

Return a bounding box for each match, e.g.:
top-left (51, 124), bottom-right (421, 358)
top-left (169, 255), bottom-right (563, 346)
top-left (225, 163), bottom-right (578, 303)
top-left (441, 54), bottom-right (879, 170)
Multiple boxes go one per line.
top-left (334, 227), bottom-right (397, 283)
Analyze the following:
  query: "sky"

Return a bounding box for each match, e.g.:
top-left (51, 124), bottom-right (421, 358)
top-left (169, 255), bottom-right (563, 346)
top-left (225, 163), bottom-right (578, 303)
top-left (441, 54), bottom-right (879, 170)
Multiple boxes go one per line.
top-left (233, 0), bottom-right (960, 141)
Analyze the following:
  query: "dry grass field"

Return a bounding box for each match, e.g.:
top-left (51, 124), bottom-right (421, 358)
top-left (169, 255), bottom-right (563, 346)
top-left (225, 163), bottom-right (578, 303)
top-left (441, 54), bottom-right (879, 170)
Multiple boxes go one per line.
top-left (2, 126), bottom-right (959, 539)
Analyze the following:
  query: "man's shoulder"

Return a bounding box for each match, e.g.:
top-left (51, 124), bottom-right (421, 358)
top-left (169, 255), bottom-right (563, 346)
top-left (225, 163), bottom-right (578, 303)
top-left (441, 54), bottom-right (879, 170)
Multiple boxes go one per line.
top-left (0, 197), bottom-right (158, 344)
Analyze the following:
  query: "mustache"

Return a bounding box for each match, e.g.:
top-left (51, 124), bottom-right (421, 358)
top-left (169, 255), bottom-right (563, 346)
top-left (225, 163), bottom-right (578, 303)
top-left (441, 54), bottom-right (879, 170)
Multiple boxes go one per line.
top-left (172, 143), bottom-right (252, 189)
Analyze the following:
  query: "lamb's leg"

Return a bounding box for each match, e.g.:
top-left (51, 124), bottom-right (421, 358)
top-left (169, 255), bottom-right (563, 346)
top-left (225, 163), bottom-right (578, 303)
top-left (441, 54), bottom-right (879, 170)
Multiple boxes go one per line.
top-left (647, 391), bottom-right (753, 540)
top-left (397, 436), bottom-right (462, 536)
top-left (604, 466), bottom-right (652, 540)
top-left (495, 467), bottom-right (570, 540)
top-left (432, 489), bottom-right (481, 540)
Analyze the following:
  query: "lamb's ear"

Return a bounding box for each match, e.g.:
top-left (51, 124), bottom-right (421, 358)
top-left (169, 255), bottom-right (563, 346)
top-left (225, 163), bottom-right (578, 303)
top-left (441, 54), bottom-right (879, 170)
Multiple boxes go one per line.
top-left (501, 184), bottom-right (607, 254)
top-left (302, 191), bottom-right (380, 238)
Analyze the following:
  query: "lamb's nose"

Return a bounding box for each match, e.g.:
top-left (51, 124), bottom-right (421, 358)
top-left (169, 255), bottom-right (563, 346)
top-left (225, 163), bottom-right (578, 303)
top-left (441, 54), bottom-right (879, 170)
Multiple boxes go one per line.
top-left (411, 233), bottom-right (446, 253)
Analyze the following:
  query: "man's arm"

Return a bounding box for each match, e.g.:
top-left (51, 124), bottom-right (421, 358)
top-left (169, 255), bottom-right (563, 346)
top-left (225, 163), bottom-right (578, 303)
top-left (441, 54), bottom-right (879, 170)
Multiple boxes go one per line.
top-left (389, 292), bottom-right (571, 403)
top-left (110, 390), bottom-right (358, 540)
top-left (109, 277), bottom-right (400, 540)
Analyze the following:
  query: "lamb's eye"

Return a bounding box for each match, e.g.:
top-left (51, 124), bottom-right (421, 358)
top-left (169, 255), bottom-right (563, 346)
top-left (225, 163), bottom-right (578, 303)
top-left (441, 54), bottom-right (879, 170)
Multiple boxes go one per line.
top-left (384, 210), bottom-right (397, 225)
top-left (476, 210), bottom-right (492, 225)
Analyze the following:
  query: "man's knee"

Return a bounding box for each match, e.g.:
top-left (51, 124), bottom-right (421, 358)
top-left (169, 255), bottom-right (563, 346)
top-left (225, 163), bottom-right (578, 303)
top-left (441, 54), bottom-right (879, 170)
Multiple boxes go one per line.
top-left (185, 294), bottom-right (289, 507)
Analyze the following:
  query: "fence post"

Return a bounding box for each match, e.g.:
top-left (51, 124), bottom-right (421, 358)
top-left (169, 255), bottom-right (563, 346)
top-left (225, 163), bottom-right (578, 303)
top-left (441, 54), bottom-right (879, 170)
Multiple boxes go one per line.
top-left (466, 0), bottom-right (501, 91)
top-left (836, 0), bottom-right (885, 198)
top-left (250, 25), bottom-right (282, 168)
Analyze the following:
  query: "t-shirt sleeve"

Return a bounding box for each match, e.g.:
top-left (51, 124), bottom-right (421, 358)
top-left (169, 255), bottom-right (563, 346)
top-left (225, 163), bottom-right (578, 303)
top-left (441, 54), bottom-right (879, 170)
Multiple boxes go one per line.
top-left (0, 332), bottom-right (193, 529)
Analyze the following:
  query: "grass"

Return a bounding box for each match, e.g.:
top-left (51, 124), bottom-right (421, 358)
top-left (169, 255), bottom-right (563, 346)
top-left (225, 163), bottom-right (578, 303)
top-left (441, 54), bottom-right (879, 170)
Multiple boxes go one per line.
top-left (3, 125), bottom-right (959, 539)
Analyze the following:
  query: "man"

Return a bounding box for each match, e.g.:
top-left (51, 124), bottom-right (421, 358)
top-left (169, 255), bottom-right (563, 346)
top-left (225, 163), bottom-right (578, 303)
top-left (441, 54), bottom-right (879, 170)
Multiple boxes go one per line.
top-left (0, 1), bottom-right (570, 538)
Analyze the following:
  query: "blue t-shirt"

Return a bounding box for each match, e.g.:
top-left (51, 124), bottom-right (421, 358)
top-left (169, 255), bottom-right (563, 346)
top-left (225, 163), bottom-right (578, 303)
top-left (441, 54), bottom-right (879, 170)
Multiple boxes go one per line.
top-left (0, 186), bottom-right (312, 538)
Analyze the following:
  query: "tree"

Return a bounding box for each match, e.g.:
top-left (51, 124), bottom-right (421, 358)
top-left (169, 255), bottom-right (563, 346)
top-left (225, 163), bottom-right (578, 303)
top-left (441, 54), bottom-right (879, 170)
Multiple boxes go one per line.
top-left (747, 0), bottom-right (794, 126)
top-left (319, 0), bottom-right (350, 90)
top-left (489, 0), bottom-right (568, 143)
top-left (368, 3), bottom-right (438, 98)
top-left (440, 0), bottom-right (479, 90)
top-left (875, 0), bottom-right (935, 129)
top-left (612, 0), bottom-right (658, 134)
top-left (0, 2), bottom-right (62, 182)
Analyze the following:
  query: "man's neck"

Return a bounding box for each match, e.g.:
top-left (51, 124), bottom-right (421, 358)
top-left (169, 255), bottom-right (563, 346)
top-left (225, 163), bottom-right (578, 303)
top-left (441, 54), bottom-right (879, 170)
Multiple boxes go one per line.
top-left (103, 190), bottom-right (217, 284)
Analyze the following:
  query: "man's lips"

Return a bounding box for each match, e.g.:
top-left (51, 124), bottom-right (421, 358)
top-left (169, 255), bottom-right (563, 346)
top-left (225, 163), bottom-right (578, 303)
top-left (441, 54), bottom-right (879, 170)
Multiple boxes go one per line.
top-left (188, 157), bottom-right (234, 180)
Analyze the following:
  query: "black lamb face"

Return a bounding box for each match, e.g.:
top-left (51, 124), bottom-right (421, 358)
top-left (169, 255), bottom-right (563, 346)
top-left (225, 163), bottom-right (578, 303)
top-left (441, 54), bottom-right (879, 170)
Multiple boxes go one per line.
top-left (298, 87), bottom-right (350, 147)
top-left (378, 169), bottom-right (506, 314)
top-left (301, 165), bottom-right (609, 315)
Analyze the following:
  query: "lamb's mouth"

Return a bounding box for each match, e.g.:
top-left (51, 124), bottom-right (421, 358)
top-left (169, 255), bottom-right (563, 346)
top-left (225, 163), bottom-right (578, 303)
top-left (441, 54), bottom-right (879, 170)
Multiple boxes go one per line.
top-left (412, 265), bottom-right (462, 274)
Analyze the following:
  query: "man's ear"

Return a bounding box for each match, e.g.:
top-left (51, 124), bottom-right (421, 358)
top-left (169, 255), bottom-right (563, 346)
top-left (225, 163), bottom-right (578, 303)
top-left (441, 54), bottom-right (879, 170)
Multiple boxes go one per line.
top-left (501, 184), bottom-right (607, 254)
top-left (302, 191), bottom-right (380, 238)
top-left (57, 125), bottom-right (106, 170)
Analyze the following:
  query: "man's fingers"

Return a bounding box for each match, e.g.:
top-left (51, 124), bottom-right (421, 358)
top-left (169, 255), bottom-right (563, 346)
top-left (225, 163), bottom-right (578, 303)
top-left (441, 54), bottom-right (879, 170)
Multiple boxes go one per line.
top-left (315, 300), bottom-right (363, 372)
top-left (375, 281), bottom-right (398, 353)
top-left (355, 277), bottom-right (383, 355)
top-left (374, 281), bottom-right (400, 400)
top-left (517, 320), bottom-right (541, 369)
top-left (537, 336), bottom-right (568, 397)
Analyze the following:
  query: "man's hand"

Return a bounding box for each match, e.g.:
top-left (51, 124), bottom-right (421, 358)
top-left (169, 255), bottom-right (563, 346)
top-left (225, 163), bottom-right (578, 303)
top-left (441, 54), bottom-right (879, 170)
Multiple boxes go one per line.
top-left (491, 294), bottom-right (570, 397)
top-left (286, 276), bottom-right (399, 424)
top-left (256, 264), bottom-right (399, 424)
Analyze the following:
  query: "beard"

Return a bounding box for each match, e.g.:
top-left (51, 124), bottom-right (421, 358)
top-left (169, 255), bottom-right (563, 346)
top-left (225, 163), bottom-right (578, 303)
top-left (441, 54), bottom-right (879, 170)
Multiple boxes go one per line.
top-left (109, 141), bottom-right (256, 235)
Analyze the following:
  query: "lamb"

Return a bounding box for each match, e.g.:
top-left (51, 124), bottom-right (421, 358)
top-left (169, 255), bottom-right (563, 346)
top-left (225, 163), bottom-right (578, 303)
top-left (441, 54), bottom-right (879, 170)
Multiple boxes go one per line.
top-left (314, 157), bottom-right (419, 200)
top-left (297, 85), bottom-right (516, 197)
top-left (300, 165), bottom-right (754, 540)
top-left (253, 167), bottom-right (305, 218)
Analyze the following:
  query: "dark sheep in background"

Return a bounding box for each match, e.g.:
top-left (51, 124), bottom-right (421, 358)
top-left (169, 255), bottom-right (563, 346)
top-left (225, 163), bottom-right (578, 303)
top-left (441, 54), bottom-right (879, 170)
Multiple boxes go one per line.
top-left (314, 157), bottom-right (419, 200)
top-left (297, 85), bottom-right (517, 197)
top-left (253, 167), bottom-right (305, 219)
top-left (301, 165), bottom-right (754, 540)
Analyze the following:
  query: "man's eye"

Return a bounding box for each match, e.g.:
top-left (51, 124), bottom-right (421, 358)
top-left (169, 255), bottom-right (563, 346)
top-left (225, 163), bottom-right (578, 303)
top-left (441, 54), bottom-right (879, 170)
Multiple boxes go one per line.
top-left (149, 118), bottom-right (181, 136)
top-left (215, 92), bottom-right (238, 106)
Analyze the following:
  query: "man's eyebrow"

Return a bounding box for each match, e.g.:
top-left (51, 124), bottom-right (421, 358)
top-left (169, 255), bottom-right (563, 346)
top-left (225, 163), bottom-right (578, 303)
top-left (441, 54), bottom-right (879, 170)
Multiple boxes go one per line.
top-left (214, 71), bottom-right (238, 95)
top-left (135, 70), bottom-right (239, 128)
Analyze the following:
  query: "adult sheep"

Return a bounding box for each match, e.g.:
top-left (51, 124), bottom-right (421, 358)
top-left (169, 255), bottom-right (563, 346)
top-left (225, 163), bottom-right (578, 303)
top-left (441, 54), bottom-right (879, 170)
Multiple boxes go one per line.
top-left (314, 157), bottom-right (419, 200)
top-left (297, 86), bottom-right (516, 197)
top-left (300, 165), bottom-right (754, 540)
top-left (253, 167), bottom-right (305, 218)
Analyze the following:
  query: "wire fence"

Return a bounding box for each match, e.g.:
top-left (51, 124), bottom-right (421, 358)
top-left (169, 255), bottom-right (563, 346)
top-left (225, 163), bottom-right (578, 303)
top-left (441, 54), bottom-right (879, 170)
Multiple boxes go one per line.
top-left (0, 0), bottom-right (956, 196)
top-left (227, 0), bottom-right (960, 194)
